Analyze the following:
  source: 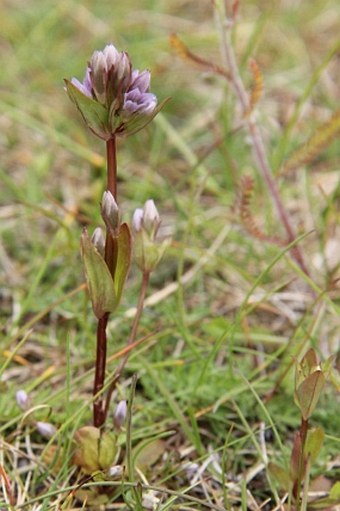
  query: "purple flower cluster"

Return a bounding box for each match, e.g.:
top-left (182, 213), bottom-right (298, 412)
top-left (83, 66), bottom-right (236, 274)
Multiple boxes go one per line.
top-left (66, 44), bottom-right (160, 139)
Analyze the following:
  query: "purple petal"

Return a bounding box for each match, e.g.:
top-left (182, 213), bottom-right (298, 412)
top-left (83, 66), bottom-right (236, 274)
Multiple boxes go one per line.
top-left (123, 89), bottom-right (157, 115)
top-left (129, 70), bottom-right (151, 93)
top-left (71, 77), bottom-right (93, 98)
top-left (103, 44), bottom-right (120, 69)
top-left (83, 67), bottom-right (93, 92)
top-left (132, 208), bottom-right (143, 232)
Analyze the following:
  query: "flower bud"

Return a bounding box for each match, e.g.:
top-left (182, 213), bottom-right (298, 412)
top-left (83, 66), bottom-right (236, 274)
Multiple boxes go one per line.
top-left (113, 400), bottom-right (127, 430)
top-left (101, 191), bottom-right (119, 231)
top-left (107, 464), bottom-right (123, 478)
top-left (16, 390), bottom-right (31, 411)
top-left (132, 200), bottom-right (169, 273)
top-left (36, 421), bottom-right (57, 438)
top-left (143, 200), bottom-right (160, 237)
top-left (132, 208), bottom-right (143, 232)
top-left (91, 227), bottom-right (106, 256)
top-left (65, 43), bottom-right (166, 140)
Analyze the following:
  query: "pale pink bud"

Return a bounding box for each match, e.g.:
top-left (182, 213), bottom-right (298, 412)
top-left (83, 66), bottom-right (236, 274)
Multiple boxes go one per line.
top-left (113, 400), bottom-right (127, 429)
top-left (36, 421), bottom-right (57, 438)
top-left (101, 191), bottom-right (119, 231)
top-left (16, 390), bottom-right (31, 411)
top-left (132, 208), bottom-right (143, 232)
top-left (143, 200), bottom-right (160, 236)
top-left (91, 227), bottom-right (106, 256)
top-left (108, 464), bottom-right (123, 478)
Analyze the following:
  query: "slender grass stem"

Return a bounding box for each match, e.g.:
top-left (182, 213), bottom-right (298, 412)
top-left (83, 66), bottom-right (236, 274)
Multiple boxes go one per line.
top-left (214, 1), bottom-right (310, 278)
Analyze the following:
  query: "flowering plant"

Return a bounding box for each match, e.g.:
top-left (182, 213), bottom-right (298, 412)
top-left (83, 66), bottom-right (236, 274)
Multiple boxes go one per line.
top-left (65, 44), bottom-right (167, 139)
top-left (64, 44), bottom-right (169, 456)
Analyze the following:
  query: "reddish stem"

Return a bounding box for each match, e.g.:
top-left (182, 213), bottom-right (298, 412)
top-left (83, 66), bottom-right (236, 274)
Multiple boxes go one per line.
top-left (93, 312), bottom-right (109, 427)
top-left (106, 136), bottom-right (117, 198)
top-left (93, 136), bottom-right (117, 429)
top-left (103, 271), bottom-right (150, 420)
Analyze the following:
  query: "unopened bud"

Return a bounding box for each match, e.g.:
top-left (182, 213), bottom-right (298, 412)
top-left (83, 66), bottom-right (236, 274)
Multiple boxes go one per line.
top-left (113, 400), bottom-right (127, 429)
top-left (91, 227), bottom-right (106, 256)
top-left (143, 200), bottom-right (160, 237)
top-left (108, 464), bottom-right (123, 478)
top-left (36, 421), bottom-right (57, 438)
top-left (132, 208), bottom-right (143, 232)
top-left (16, 390), bottom-right (31, 411)
top-left (132, 199), bottom-right (168, 273)
top-left (101, 191), bottom-right (119, 231)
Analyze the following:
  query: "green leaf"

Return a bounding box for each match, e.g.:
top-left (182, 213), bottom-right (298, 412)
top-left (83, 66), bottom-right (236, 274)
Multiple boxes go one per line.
top-left (321, 354), bottom-right (336, 379)
top-left (330, 481), bottom-right (340, 499)
top-left (73, 426), bottom-right (101, 474)
top-left (133, 438), bottom-right (166, 472)
top-left (295, 370), bottom-right (325, 420)
top-left (81, 229), bottom-right (116, 319)
top-left (98, 432), bottom-right (118, 470)
top-left (113, 223), bottom-right (131, 306)
top-left (267, 462), bottom-right (291, 492)
top-left (307, 482), bottom-right (340, 510)
top-left (117, 97), bottom-right (171, 137)
top-left (64, 79), bottom-right (109, 140)
top-left (295, 348), bottom-right (319, 390)
top-left (305, 427), bottom-right (324, 463)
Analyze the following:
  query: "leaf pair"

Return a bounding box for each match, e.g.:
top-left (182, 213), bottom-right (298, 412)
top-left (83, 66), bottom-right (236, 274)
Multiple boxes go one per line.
top-left (81, 225), bottom-right (131, 319)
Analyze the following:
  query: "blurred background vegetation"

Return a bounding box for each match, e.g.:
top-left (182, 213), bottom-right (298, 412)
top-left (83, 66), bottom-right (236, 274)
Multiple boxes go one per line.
top-left (0, 0), bottom-right (339, 508)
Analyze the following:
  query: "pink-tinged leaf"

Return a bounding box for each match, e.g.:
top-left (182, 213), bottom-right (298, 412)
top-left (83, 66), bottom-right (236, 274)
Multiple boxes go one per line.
top-left (290, 432), bottom-right (302, 481)
top-left (267, 462), bottom-right (291, 492)
top-left (295, 370), bottom-right (325, 420)
top-left (295, 348), bottom-right (319, 390)
top-left (295, 359), bottom-right (305, 390)
top-left (114, 223), bottom-right (132, 306)
top-left (305, 427), bottom-right (324, 463)
top-left (64, 79), bottom-right (110, 140)
top-left (302, 348), bottom-right (318, 374)
top-left (81, 229), bottom-right (116, 319)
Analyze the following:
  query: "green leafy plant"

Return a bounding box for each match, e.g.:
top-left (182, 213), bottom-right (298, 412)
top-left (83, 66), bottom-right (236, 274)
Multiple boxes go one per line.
top-left (269, 348), bottom-right (339, 511)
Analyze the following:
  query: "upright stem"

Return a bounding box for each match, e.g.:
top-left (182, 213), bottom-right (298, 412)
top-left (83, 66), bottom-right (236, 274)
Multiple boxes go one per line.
top-left (293, 417), bottom-right (309, 506)
top-left (93, 313), bottom-right (109, 427)
top-left (103, 271), bottom-right (150, 420)
top-left (106, 136), bottom-right (117, 198)
top-left (93, 136), bottom-right (117, 429)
